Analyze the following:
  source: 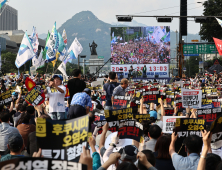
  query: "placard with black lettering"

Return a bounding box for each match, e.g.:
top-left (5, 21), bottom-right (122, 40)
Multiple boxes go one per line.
top-left (174, 118), bottom-right (206, 156)
top-left (210, 115), bottom-right (222, 150)
top-left (36, 115), bottom-right (89, 162)
top-left (181, 89), bottom-right (202, 108)
top-left (118, 120), bottom-right (143, 142)
top-left (25, 87), bottom-right (45, 106)
top-left (113, 95), bottom-right (131, 109)
top-left (0, 157), bottom-right (87, 170)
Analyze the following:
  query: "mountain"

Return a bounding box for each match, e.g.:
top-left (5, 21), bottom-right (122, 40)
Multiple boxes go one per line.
top-left (38, 33), bottom-right (47, 40)
top-left (111, 20), bottom-right (148, 27)
top-left (57, 10), bottom-right (202, 64)
top-left (57, 11), bottom-right (111, 63)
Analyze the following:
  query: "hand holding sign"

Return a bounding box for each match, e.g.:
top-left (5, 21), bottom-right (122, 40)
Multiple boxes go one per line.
top-left (79, 146), bottom-right (92, 170)
top-left (171, 132), bottom-right (178, 142)
top-left (201, 130), bottom-right (212, 150)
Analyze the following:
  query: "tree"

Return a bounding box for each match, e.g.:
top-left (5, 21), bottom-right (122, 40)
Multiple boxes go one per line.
top-left (1, 51), bottom-right (18, 73)
top-left (185, 56), bottom-right (202, 77)
top-left (199, 0), bottom-right (222, 42)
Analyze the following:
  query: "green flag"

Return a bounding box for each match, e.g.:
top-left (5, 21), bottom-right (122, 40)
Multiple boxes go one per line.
top-left (42, 31), bottom-right (50, 60)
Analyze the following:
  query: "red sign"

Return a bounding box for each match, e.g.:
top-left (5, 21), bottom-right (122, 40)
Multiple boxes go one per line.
top-left (213, 37), bottom-right (222, 55)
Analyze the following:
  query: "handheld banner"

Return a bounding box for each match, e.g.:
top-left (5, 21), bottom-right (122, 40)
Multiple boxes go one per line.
top-left (0, 157), bottom-right (87, 170)
top-left (36, 115), bottom-right (90, 162)
top-left (181, 89), bottom-right (202, 108)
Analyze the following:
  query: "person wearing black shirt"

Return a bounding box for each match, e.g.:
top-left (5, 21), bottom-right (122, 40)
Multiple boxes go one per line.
top-left (67, 69), bottom-right (86, 107)
top-left (103, 72), bottom-right (119, 110)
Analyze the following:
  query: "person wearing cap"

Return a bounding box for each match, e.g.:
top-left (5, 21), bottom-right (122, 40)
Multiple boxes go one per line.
top-left (0, 133), bottom-right (25, 161)
top-left (44, 75), bottom-right (66, 120)
top-left (67, 88), bottom-right (92, 119)
top-left (0, 111), bottom-right (21, 155)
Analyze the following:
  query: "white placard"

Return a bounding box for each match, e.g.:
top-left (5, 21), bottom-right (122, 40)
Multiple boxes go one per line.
top-left (181, 88), bottom-right (202, 109)
top-left (162, 116), bottom-right (185, 134)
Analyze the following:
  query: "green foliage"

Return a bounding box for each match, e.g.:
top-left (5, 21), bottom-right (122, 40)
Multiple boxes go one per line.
top-left (185, 56), bottom-right (202, 77)
top-left (1, 50), bottom-right (19, 73)
top-left (199, 0), bottom-right (222, 42)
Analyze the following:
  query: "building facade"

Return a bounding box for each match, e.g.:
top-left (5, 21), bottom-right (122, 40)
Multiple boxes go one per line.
top-left (0, 5), bottom-right (18, 31)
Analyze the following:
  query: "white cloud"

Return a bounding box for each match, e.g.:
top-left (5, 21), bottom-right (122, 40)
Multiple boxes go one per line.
top-left (96, 28), bottom-right (101, 32)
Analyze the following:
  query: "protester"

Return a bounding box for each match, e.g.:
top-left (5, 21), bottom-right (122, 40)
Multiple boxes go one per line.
top-left (103, 72), bottom-right (119, 110)
top-left (67, 69), bottom-right (86, 106)
top-left (44, 75), bottom-right (66, 120)
top-left (169, 133), bottom-right (203, 170)
top-left (154, 135), bottom-right (174, 170)
top-left (67, 88), bottom-right (92, 119)
top-left (0, 111), bottom-right (21, 155)
top-left (0, 133), bottom-right (25, 161)
top-left (144, 125), bottom-right (162, 152)
top-left (16, 112), bottom-right (36, 147)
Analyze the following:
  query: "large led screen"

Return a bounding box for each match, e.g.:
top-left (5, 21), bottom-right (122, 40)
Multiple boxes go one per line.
top-left (111, 26), bottom-right (170, 64)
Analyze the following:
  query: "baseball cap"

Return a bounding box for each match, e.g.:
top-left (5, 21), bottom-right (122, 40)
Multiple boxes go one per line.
top-left (53, 75), bottom-right (63, 81)
top-left (119, 145), bottom-right (138, 162)
top-left (149, 110), bottom-right (157, 119)
top-left (8, 134), bottom-right (23, 151)
top-left (83, 88), bottom-right (91, 94)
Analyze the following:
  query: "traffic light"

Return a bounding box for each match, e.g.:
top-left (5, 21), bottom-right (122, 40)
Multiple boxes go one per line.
top-left (157, 18), bottom-right (172, 22)
top-left (195, 17), bottom-right (209, 23)
top-left (180, 0), bottom-right (187, 36)
top-left (117, 17), bottom-right (133, 22)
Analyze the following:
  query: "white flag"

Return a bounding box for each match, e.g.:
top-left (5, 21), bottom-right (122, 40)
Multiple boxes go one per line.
top-left (46, 22), bottom-right (59, 61)
top-left (62, 29), bottom-right (67, 45)
top-left (29, 27), bottom-right (39, 54)
top-left (112, 32), bottom-right (114, 38)
top-left (58, 61), bottom-right (68, 79)
top-left (215, 17), bottom-right (222, 27)
top-left (59, 29), bottom-right (68, 61)
top-left (15, 33), bottom-right (34, 68)
top-left (68, 38), bottom-right (83, 59)
top-left (32, 48), bottom-right (44, 68)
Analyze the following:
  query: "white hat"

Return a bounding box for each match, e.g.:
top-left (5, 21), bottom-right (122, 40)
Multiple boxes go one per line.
top-left (105, 132), bottom-right (132, 152)
top-left (96, 131), bottom-right (112, 146)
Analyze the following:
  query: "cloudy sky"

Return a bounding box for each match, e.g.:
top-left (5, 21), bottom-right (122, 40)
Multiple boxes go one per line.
top-left (9, 0), bottom-right (205, 35)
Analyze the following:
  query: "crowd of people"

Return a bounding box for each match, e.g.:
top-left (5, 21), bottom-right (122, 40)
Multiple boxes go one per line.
top-left (111, 38), bottom-right (170, 64)
top-left (0, 69), bottom-right (222, 170)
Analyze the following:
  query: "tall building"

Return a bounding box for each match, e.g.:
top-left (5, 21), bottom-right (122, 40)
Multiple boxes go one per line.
top-left (0, 5), bottom-right (18, 31)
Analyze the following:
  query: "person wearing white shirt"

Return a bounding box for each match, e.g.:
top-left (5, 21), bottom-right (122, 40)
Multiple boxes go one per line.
top-left (44, 75), bottom-right (66, 120)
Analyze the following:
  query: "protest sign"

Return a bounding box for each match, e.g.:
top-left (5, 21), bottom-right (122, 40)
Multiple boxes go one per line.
top-left (142, 90), bottom-right (159, 104)
top-left (197, 108), bottom-right (222, 124)
top-left (118, 120), bottom-right (143, 142)
top-left (210, 115), bottom-right (222, 149)
top-left (164, 107), bottom-right (174, 116)
top-left (36, 115), bottom-right (90, 162)
top-left (174, 118), bottom-right (206, 156)
top-left (94, 120), bottom-right (119, 134)
top-left (0, 157), bottom-right (87, 170)
top-left (181, 89), bottom-right (202, 108)
top-left (113, 95), bottom-right (131, 109)
top-left (25, 87), bottom-right (45, 106)
top-left (0, 87), bottom-right (16, 104)
top-left (162, 116), bottom-right (185, 133)
top-left (134, 114), bottom-right (150, 123)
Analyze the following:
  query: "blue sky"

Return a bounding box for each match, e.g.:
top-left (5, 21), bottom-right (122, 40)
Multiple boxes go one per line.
top-left (9, 0), bottom-right (205, 35)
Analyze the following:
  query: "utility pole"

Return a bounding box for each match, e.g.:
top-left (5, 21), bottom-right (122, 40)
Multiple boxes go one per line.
top-left (178, 0), bottom-right (187, 78)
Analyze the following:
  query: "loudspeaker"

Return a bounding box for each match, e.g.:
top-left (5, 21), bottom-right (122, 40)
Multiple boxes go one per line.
top-left (155, 75), bottom-right (159, 78)
top-left (143, 75), bottom-right (147, 78)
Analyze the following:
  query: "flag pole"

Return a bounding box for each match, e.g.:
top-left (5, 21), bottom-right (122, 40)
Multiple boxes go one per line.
top-left (0, 0), bottom-right (10, 16)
